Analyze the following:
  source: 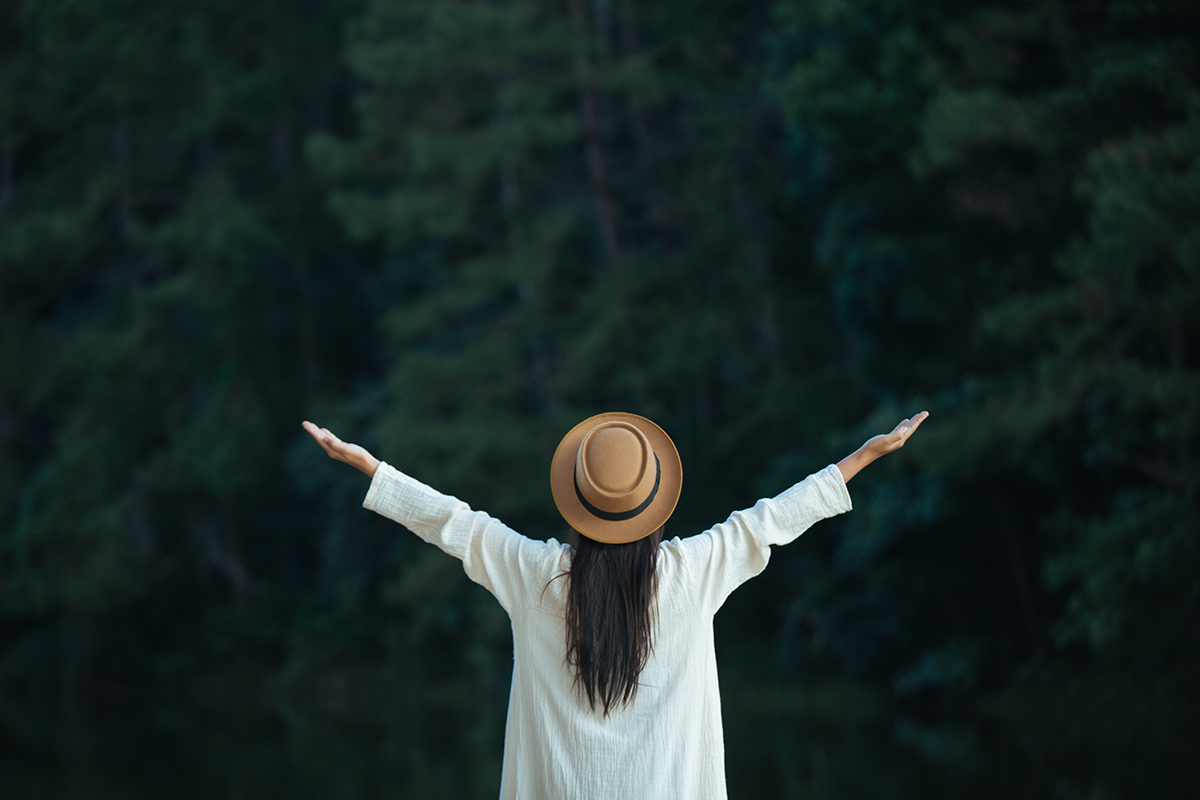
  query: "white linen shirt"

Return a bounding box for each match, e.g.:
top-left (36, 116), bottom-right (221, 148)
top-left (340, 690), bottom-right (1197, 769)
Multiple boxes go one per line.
top-left (363, 462), bottom-right (852, 800)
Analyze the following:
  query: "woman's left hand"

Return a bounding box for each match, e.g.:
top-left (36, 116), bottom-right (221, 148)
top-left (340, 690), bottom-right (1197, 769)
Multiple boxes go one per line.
top-left (837, 411), bottom-right (929, 483)
top-left (302, 421), bottom-right (381, 478)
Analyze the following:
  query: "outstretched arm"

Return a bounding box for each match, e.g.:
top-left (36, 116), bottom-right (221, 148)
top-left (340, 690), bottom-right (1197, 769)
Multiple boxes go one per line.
top-left (301, 420), bottom-right (554, 616)
top-left (302, 420), bottom-right (381, 478)
top-left (837, 411), bottom-right (929, 483)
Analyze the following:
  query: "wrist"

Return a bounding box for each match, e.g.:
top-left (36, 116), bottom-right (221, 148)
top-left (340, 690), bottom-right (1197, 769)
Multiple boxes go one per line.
top-left (858, 441), bottom-right (882, 465)
top-left (361, 455), bottom-right (381, 478)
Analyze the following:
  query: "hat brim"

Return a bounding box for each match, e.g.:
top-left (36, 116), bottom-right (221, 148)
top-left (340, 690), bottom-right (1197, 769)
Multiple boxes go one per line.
top-left (551, 412), bottom-right (682, 544)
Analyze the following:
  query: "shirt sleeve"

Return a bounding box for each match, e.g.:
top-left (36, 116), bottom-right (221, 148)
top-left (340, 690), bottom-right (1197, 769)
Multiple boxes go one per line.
top-left (362, 462), bottom-right (559, 617)
top-left (672, 463), bottom-right (852, 614)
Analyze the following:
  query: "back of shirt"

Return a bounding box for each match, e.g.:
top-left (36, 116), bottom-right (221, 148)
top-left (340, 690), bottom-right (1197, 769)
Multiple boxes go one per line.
top-left (501, 539), bottom-right (729, 800)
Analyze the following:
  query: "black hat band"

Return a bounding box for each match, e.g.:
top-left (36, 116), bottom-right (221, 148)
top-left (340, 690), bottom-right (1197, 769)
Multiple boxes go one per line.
top-left (574, 455), bottom-right (661, 522)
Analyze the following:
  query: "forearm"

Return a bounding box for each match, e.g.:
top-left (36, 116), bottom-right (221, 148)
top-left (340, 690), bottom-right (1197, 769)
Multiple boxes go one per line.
top-left (836, 445), bottom-right (876, 484)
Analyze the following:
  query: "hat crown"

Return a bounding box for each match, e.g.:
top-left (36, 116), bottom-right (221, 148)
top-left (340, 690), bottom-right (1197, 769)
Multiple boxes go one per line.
top-left (576, 422), bottom-right (655, 511)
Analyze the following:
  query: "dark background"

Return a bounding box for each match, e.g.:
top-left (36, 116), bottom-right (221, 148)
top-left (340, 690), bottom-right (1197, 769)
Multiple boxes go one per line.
top-left (2, 0), bottom-right (1198, 796)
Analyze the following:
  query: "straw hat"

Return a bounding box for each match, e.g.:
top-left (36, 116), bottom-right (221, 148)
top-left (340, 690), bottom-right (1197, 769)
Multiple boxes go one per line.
top-left (551, 412), bottom-right (682, 544)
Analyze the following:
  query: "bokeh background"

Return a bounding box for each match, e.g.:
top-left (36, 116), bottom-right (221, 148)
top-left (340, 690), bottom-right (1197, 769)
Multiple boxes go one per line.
top-left (2, 0), bottom-right (1199, 797)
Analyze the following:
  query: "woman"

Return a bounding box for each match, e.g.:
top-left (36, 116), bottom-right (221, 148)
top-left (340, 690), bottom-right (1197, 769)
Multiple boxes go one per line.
top-left (302, 410), bottom-right (927, 800)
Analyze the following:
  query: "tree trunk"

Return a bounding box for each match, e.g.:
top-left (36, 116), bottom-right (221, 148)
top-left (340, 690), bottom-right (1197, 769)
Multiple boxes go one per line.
top-left (568, 0), bottom-right (620, 263)
top-left (276, 117), bottom-right (321, 393)
top-left (0, 144), bottom-right (12, 213)
top-left (617, 0), bottom-right (652, 157)
top-left (1004, 527), bottom-right (1045, 664)
top-left (220, 496), bottom-right (251, 604)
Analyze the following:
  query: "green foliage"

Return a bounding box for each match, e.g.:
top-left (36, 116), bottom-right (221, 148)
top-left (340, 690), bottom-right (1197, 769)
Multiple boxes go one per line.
top-left (306, 0), bottom-right (859, 683)
top-left (768, 0), bottom-right (1200, 683)
top-left (312, 0), bottom-right (847, 534)
top-left (1044, 489), bottom-right (1199, 655)
top-left (893, 637), bottom-right (987, 696)
top-left (1, 0), bottom-right (367, 685)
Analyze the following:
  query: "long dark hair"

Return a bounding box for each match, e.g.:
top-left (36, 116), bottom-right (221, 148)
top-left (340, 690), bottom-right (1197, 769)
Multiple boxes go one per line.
top-left (563, 527), bottom-right (662, 716)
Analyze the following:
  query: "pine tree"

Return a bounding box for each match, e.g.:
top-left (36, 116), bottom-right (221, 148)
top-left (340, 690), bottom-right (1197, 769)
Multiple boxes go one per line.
top-left (314, 0), bottom-right (836, 531)
top-left (0, 0), bottom-right (359, 688)
top-left (767, 0), bottom-right (1200, 686)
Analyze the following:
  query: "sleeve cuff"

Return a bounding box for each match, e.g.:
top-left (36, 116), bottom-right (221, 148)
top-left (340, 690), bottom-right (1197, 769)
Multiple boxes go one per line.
top-left (769, 462), bottom-right (853, 528)
top-left (823, 462), bottom-right (853, 513)
top-left (362, 462), bottom-right (457, 529)
top-left (362, 461), bottom-right (396, 512)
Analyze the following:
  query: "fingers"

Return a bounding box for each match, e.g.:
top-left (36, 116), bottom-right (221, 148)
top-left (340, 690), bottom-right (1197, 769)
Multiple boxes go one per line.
top-left (904, 410), bottom-right (929, 436)
top-left (895, 410), bottom-right (929, 445)
top-left (302, 420), bottom-right (327, 447)
top-left (302, 421), bottom-right (348, 460)
top-left (881, 410), bottom-right (929, 451)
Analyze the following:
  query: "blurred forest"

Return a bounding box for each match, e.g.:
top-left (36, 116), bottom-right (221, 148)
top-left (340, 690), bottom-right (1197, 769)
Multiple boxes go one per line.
top-left (2, 0), bottom-right (1198, 744)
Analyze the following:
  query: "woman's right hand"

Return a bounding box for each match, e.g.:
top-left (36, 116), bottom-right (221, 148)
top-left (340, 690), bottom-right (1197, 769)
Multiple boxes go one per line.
top-left (861, 411), bottom-right (929, 459)
top-left (302, 421), bottom-right (381, 478)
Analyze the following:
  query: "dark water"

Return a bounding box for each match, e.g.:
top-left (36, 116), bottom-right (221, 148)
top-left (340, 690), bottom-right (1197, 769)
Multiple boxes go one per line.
top-left (2, 678), bottom-right (1197, 799)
